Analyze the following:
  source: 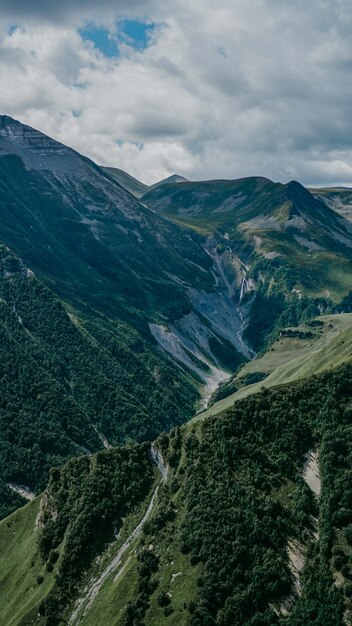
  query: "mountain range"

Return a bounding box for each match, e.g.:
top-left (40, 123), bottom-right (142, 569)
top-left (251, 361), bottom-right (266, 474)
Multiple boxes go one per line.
top-left (0, 115), bottom-right (352, 626)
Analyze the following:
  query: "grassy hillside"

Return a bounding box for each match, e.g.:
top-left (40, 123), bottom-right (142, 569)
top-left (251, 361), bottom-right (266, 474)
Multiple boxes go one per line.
top-left (0, 445), bottom-right (156, 626)
top-left (2, 364), bottom-right (352, 625)
top-left (0, 498), bottom-right (56, 626)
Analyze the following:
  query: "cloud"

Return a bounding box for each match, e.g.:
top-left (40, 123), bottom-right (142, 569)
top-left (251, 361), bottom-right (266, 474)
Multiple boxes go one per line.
top-left (0, 0), bottom-right (352, 185)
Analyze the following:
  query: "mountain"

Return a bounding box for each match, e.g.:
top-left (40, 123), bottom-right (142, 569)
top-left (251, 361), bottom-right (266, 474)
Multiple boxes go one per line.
top-left (151, 174), bottom-right (189, 188)
top-left (0, 116), bottom-right (256, 386)
top-left (142, 177), bottom-right (352, 299)
top-left (0, 115), bottom-right (213, 321)
top-left (1, 116), bottom-right (352, 518)
top-left (0, 116), bottom-right (253, 517)
top-left (311, 186), bottom-right (352, 222)
top-left (1, 116), bottom-right (352, 625)
top-left (143, 176), bottom-right (352, 348)
top-left (102, 166), bottom-right (150, 198)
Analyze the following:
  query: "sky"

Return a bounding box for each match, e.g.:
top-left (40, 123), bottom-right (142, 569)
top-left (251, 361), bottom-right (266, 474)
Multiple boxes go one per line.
top-left (0, 0), bottom-right (352, 186)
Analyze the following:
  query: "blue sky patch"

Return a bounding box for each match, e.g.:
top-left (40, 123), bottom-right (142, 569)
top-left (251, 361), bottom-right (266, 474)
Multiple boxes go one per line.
top-left (79, 20), bottom-right (155, 58)
top-left (79, 25), bottom-right (118, 57)
top-left (119, 19), bottom-right (155, 50)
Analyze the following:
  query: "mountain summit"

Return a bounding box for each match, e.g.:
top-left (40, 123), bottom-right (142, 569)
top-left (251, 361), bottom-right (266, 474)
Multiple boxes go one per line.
top-left (151, 173), bottom-right (189, 188)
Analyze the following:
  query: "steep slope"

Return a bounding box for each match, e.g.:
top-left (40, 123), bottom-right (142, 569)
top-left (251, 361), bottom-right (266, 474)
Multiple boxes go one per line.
top-left (0, 115), bottom-right (213, 322)
top-left (2, 364), bottom-right (351, 626)
top-left (102, 167), bottom-right (150, 198)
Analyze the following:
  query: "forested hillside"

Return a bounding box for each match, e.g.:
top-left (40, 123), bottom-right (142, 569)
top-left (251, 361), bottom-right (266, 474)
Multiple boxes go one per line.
top-left (2, 364), bottom-right (351, 626)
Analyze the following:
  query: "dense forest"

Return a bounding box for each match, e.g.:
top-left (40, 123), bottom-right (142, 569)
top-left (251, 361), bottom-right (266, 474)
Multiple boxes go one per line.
top-left (174, 365), bottom-right (352, 625)
top-left (0, 245), bottom-right (198, 518)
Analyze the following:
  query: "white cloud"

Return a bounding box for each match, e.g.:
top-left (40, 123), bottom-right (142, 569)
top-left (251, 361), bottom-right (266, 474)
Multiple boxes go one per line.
top-left (0, 1), bottom-right (352, 186)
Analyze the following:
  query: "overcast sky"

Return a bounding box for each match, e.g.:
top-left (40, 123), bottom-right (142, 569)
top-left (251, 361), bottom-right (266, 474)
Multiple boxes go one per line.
top-left (0, 0), bottom-right (352, 186)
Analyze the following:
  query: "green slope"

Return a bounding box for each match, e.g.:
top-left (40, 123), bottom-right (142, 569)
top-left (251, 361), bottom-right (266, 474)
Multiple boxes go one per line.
top-left (0, 245), bottom-right (200, 518)
top-left (197, 313), bottom-right (352, 419)
top-left (0, 498), bottom-right (56, 626)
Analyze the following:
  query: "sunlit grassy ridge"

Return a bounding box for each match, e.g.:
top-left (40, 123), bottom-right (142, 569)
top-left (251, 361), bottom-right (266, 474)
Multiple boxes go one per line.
top-left (196, 313), bottom-right (352, 420)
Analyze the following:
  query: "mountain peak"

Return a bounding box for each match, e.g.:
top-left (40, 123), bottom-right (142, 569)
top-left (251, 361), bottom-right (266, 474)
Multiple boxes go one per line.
top-left (0, 114), bottom-right (43, 136)
top-left (286, 179), bottom-right (310, 194)
top-left (0, 114), bottom-right (19, 126)
top-left (151, 174), bottom-right (189, 189)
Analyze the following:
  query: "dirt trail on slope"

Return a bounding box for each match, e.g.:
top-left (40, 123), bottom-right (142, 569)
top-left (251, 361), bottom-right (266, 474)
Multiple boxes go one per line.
top-left (68, 445), bottom-right (168, 625)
